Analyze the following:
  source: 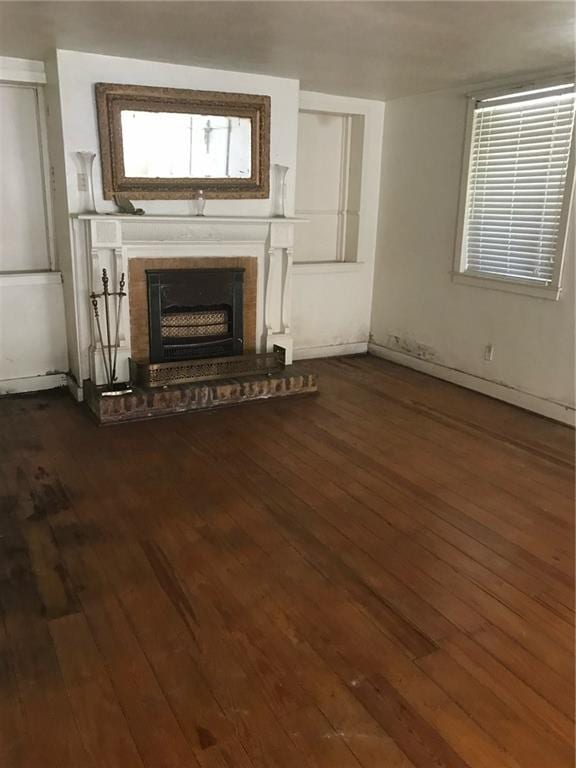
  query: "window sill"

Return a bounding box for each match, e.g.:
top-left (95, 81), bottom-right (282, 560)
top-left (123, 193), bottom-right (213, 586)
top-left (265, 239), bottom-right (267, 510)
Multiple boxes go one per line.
top-left (293, 261), bottom-right (365, 275)
top-left (451, 271), bottom-right (561, 301)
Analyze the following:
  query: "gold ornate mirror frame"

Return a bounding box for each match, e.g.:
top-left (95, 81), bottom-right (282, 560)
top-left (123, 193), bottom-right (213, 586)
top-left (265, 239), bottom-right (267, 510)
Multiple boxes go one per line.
top-left (95, 83), bottom-right (271, 200)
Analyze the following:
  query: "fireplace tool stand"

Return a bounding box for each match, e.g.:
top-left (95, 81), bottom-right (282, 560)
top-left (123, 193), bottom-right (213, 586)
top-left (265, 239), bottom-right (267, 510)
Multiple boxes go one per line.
top-left (90, 268), bottom-right (132, 395)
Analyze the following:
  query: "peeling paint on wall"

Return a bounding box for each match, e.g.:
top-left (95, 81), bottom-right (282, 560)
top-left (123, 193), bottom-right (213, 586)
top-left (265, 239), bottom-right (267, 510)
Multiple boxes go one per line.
top-left (386, 334), bottom-right (438, 362)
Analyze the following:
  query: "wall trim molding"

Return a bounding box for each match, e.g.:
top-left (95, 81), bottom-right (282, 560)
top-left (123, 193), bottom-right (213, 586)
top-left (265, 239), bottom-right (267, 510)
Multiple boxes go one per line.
top-left (293, 261), bottom-right (365, 275)
top-left (368, 342), bottom-right (575, 426)
top-left (0, 372), bottom-right (66, 396)
top-left (295, 341), bottom-right (368, 360)
top-left (0, 56), bottom-right (46, 84)
top-left (0, 271), bottom-right (62, 287)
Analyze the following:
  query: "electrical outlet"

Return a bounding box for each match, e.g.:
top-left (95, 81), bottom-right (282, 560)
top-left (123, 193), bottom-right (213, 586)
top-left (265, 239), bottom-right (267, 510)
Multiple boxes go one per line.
top-left (77, 172), bottom-right (88, 192)
top-left (484, 344), bottom-right (494, 362)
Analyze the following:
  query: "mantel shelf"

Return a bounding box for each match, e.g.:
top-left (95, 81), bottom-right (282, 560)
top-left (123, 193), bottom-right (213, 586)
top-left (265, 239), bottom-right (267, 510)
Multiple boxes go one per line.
top-left (73, 214), bottom-right (307, 224)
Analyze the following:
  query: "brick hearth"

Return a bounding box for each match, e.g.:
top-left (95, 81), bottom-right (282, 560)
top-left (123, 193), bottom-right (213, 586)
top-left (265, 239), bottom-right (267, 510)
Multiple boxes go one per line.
top-left (84, 366), bottom-right (317, 425)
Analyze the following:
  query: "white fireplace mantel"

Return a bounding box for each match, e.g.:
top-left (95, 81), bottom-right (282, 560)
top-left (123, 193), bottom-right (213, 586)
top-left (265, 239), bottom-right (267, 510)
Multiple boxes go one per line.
top-left (70, 214), bottom-right (306, 391)
top-left (75, 214), bottom-right (305, 223)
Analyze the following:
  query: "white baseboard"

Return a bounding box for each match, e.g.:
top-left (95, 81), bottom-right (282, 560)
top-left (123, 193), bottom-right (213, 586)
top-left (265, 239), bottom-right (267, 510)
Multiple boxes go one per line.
top-left (0, 372), bottom-right (67, 395)
top-left (294, 341), bottom-right (368, 360)
top-left (368, 343), bottom-right (575, 426)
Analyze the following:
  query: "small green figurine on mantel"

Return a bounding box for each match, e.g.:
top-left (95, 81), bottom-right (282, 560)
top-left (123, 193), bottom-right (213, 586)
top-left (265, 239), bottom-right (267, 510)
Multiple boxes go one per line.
top-left (114, 196), bottom-right (145, 215)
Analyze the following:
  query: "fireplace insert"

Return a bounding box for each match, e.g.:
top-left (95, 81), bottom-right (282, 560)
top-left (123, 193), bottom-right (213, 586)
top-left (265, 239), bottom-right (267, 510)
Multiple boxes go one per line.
top-left (147, 268), bottom-right (244, 363)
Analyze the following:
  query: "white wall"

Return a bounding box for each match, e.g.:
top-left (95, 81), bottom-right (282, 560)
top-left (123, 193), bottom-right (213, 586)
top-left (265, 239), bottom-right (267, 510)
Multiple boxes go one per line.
top-left (370, 88), bottom-right (575, 423)
top-left (293, 91), bottom-right (385, 360)
top-left (54, 50), bottom-right (299, 217)
top-left (48, 53), bottom-right (387, 374)
top-left (0, 274), bottom-right (68, 393)
top-left (0, 57), bottom-right (68, 394)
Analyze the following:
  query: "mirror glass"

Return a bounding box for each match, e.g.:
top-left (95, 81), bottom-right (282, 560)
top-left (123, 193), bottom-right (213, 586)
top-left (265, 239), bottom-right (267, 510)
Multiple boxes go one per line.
top-left (120, 110), bottom-right (252, 179)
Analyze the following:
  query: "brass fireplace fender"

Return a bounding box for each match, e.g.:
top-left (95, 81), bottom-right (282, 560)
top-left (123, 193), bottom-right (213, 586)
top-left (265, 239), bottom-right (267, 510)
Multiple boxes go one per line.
top-left (129, 346), bottom-right (286, 388)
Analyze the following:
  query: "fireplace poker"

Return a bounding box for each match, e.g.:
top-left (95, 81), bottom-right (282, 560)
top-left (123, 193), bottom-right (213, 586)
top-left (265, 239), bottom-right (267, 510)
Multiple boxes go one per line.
top-left (101, 269), bottom-right (114, 384)
top-left (111, 272), bottom-right (126, 384)
top-left (90, 294), bottom-right (112, 385)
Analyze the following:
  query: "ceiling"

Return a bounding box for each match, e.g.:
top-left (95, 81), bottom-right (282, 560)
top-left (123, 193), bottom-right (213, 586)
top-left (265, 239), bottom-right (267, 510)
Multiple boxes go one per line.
top-left (0, 1), bottom-right (573, 100)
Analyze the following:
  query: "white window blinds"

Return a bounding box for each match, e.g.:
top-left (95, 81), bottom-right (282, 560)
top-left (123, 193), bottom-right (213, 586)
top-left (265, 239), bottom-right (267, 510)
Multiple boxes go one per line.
top-left (462, 83), bottom-right (575, 286)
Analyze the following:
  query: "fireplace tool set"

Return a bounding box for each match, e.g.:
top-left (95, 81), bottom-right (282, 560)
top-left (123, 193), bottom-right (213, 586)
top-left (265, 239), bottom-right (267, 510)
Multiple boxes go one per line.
top-left (90, 269), bottom-right (132, 395)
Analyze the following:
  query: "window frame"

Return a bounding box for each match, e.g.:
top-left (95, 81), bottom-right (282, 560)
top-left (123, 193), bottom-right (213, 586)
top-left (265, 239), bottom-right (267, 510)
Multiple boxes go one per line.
top-left (453, 77), bottom-right (576, 301)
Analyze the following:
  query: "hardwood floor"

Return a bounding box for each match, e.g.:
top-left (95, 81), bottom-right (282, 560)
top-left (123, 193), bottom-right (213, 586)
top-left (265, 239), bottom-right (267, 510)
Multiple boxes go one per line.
top-left (0, 355), bottom-right (573, 768)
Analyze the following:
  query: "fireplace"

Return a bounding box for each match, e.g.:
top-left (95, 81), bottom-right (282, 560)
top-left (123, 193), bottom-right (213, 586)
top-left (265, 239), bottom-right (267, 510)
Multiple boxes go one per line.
top-left (77, 217), bottom-right (316, 419)
top-left (146, 268), bottom-right (244, 363)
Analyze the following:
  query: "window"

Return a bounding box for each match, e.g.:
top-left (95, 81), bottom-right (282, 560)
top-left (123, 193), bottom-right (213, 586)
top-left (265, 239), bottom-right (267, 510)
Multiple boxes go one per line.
top-left (455, 82), bottom-right (575, 298)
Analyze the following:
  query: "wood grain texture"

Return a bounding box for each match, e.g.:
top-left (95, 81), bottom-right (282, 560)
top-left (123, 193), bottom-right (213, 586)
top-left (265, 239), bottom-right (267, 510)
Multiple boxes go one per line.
top-left (0, 354), bottom-right (573, 768)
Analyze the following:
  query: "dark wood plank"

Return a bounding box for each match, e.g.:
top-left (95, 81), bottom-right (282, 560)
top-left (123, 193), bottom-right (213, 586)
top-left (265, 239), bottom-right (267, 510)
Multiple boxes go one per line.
top-left (439, 633), bottom-right (573, 745)
top-left (49, 613), bottom-right (146, 768)
top-left (416, 646), bottom-right (572, 767)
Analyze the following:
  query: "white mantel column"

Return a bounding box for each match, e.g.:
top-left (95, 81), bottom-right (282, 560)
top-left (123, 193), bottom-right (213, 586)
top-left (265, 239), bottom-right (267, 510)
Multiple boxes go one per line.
top-left (265, 220), bottom-right (295, 364)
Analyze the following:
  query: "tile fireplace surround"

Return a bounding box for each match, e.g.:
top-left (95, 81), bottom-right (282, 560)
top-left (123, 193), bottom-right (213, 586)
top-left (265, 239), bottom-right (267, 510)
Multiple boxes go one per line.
top-left (128, 256), bottom-right (257, 363)
top-left (70, 215), bottom-right (304, 398)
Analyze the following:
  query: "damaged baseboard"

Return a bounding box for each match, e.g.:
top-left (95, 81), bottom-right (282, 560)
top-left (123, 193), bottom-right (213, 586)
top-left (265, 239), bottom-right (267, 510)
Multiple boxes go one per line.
top-left (67, 373), bottom-right (84, 402)
top-left (294, 341), bottom-right (368, 360)
top-left (368, 342), bottom-right (575, 426)
top-left (0, 372), bottom-right (67, 396)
